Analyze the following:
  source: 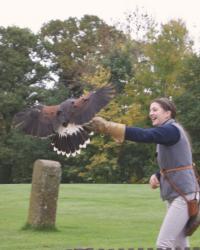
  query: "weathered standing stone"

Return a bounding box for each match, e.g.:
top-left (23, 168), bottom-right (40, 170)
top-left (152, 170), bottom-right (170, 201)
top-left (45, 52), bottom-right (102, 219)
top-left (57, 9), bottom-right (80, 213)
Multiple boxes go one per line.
top-left (27, 159), bottom-right (62, 229)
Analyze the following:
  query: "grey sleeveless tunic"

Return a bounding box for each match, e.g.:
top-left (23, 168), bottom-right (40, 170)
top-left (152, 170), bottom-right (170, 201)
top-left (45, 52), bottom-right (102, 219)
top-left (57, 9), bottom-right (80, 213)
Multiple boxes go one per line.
top-left (157, 119), bottom-right (198, 200)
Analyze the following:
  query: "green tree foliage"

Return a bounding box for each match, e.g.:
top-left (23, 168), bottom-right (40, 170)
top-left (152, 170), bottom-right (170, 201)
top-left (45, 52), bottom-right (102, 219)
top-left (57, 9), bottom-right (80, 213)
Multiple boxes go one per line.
top-left (0, 27), bottom-right (47, 122)
top-left (102, 41), bottom-right (135, 91)
top-left (136, 20), bottom-right (192, 96)
top-left (0, 14), bottom-right (198, 184)
top-left (0, 26), bottom-right (48, 183)
top-left (175, 54), bottom-right (200, 167)
top-left (39, 15), bottom-right (126, 95)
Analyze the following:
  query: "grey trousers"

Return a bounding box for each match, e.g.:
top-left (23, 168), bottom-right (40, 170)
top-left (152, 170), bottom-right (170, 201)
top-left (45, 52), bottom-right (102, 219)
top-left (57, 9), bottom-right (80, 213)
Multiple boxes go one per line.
top-left (156, 193), bottom-right (198, 249)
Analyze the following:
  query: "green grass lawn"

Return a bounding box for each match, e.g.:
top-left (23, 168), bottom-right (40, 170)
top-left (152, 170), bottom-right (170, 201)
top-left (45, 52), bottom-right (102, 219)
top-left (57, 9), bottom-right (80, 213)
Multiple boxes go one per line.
top-left (0, 184), bottom-right (199, 250)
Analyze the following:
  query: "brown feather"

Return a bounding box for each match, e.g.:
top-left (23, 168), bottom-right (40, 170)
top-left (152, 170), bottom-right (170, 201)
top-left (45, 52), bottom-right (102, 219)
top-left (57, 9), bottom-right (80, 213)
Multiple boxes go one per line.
top-left (13, 104), bottom-right (60, 138)
top-left (41, 105), bottom-right (60, 117)
top-left (69, 85), bottom-right (115, 124)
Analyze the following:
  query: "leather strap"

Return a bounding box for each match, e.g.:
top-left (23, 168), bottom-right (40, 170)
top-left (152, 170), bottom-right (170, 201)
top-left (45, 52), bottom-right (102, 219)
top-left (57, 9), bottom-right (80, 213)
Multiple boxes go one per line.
top-left (160, 165), bottom-right (193, 175)
top-left (160, 165), bottom-right (198, 203)
top-left (162, 171), bottom-right (189, 202)
top-left (193, 163), bottom-right (200, 184)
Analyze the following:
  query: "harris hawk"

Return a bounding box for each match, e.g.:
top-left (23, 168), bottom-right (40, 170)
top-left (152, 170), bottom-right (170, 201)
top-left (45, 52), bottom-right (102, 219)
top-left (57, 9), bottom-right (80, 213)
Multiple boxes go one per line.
top-left (13, 85), bottom-right (115, 157)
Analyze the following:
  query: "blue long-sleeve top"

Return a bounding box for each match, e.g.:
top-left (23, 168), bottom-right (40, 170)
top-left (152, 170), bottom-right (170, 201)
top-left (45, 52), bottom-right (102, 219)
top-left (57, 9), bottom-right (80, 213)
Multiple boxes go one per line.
top-left (125, 124), bottom-right (180, 146)
top-left (125, 123), bottom-right (181, 181)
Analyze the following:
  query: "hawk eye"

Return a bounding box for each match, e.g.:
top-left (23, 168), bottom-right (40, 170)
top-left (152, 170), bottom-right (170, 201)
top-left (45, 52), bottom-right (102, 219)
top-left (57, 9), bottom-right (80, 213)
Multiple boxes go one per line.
top-left (57, 110), bottom-right (62, 116)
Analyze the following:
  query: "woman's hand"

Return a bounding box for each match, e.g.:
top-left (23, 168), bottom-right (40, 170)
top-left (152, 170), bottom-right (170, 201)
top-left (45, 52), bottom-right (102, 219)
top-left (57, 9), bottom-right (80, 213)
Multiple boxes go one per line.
top-left (149, 174), bottom-right (160, 189)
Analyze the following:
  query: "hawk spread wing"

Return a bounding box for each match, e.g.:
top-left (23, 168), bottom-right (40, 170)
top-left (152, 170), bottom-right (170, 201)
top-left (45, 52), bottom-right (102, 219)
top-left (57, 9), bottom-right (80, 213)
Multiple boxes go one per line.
top-left (69, 85), bottom-right (115, 124)
top-left (13, 104), bottom-right (60, 138)
top-left (13, 85), bottom-right (115, 157)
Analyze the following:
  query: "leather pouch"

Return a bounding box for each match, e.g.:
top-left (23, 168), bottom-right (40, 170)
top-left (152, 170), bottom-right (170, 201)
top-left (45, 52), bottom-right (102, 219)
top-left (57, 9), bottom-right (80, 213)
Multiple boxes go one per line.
top-left (187, 199), bottom-right (199, 217)
top-left (185, 200), bottom-right (200, 236)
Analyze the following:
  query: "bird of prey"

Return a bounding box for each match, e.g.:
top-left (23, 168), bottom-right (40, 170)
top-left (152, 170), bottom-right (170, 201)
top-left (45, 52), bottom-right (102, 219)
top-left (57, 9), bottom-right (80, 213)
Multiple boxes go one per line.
top-left (13, 85), bottom-right (115, 157)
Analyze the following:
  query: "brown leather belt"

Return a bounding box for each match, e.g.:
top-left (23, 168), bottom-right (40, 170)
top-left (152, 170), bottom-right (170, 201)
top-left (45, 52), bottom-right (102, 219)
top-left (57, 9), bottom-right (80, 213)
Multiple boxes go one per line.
top-left (160, 165), bottom-right (193, 175)
top-left (160, 164), bottom-right (199, 208)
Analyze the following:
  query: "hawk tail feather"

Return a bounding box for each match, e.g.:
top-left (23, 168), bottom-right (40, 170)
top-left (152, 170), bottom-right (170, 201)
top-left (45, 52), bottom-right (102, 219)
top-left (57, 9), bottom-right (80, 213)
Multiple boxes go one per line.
top-left (51, 126), bottom-right (92, 157)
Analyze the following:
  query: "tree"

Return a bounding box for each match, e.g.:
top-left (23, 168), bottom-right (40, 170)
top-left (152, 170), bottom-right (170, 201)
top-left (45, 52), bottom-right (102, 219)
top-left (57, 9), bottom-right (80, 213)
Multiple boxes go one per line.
top-left (143, 19), bottom-right (193, 97)
top-left (0, 26), bottom-right (48, 183)
top-left (38, 15), bottom-right (126, 96)
top-left (175, 54), bottom-right (200, 167)
top-left (0, 15), bottom-right (197, 184)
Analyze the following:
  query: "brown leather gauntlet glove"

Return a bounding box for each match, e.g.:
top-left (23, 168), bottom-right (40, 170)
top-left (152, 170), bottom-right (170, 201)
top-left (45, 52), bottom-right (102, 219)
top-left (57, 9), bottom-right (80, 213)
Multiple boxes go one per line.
top-left (87, 116), bottom-right (125, 143)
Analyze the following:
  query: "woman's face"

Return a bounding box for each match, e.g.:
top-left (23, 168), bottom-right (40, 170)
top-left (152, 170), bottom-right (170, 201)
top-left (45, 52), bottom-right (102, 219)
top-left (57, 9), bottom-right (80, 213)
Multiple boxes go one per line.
top-left (149, 102), bottom-right (171, 126)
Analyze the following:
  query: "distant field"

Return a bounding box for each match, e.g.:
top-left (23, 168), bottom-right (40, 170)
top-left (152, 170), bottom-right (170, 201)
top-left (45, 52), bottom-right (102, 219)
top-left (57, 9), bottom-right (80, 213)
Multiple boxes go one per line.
top-left (0, 184), bottom-right (199, 250)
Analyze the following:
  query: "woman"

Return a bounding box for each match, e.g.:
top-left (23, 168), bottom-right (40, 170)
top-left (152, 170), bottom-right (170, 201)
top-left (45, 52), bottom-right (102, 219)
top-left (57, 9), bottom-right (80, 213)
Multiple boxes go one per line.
top-left (88, 97), bottom-right (199, 249)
